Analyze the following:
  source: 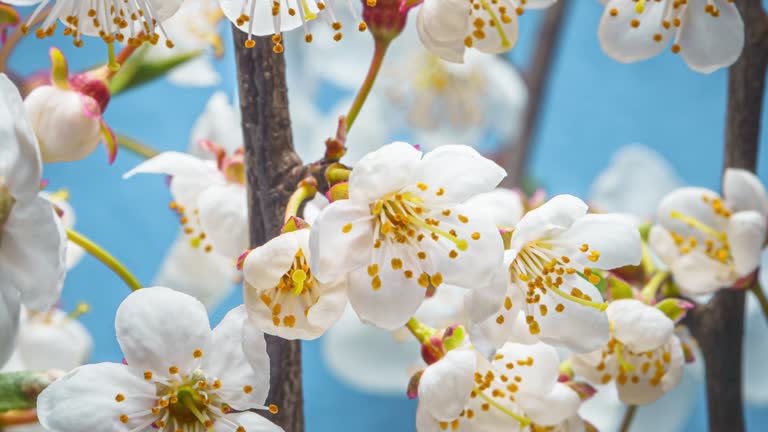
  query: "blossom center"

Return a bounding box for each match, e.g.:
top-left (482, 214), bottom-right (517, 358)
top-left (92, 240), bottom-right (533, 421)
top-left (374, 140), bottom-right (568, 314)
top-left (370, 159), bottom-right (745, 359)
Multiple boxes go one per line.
top-left (668, 193), bottom-right (732, 264)
top-left (260, 249), bottom-right (319, 328)
top-left (510, 241), bottom-right (607, 333)
top-left (463, 0), bottom-right (520, 49)
top-left (371, 191), bottom-right (467, 252)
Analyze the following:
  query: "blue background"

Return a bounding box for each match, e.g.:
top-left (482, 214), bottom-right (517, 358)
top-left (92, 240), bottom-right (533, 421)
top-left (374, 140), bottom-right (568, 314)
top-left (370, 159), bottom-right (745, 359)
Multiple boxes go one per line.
top-left (7, 1), bottom-right (768, 431)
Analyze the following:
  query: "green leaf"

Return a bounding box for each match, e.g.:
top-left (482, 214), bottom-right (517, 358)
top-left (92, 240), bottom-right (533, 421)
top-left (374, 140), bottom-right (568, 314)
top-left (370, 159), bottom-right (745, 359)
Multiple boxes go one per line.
top-left (656, 298), bottom-right (694, 323)
top-left (109, 48), bottom-right (204, 95)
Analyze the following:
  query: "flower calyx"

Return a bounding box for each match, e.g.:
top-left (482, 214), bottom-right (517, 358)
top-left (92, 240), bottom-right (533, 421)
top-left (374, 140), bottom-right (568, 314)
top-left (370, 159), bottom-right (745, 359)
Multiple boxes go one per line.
top-left (655, 298), bottom-right (694, 323)
top-left (363, 0), bottom-right (409, 44)
top-left (200, 141), bottom-right (246, 185)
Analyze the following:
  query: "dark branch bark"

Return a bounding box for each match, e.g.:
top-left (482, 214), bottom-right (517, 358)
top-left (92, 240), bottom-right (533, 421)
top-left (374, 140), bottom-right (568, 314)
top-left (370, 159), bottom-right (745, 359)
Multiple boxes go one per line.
top-left (685, 3), bottom-right (767, 431)
top-left (500, 2), bottom-right (569, 187)
top-left (232, 29), bottom-right (306, 432)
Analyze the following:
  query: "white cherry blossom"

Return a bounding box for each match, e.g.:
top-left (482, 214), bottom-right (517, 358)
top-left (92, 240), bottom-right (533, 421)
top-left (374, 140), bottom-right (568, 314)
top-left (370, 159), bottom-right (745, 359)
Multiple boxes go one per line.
top-left (37, 287), bottom-right (283, 432)
top-left (124, 144), bottom-right (249, 260)
top-left (309, 142), bottom-right (506, 329)
top-left (487, 195), bottom-right (642, 353)
top-left (571, 299), bottom-right (684, 405)
top-left (416, 0), bottom-right (556, 63)
top-left (0, 74), bottom-right (67, 366)
top-left (42, 190), bottom-right (85, 270)
top-left (241, 226), bottom-right (348, 340)
top-left (598, 0), bottom-right (744, 73)
top-left (649, 168), bottom-right (768, 295)
top-left (416, 343), bottom-right (582, 431)
top-left (5, 0), bottom-right (184, 49)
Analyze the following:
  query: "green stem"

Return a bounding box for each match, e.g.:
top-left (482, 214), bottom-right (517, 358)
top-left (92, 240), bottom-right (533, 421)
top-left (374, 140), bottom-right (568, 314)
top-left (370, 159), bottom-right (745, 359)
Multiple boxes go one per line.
top-left (0, 6), bottom-right (53, 73)
top-left (116, 134), bottom-right (160, 159)
top-left (619, 405), bottom-right (637, 432)
top-left (345, 39), bottom-right (390, 132)
top-left (66, 228), bottom-right (142, 291)
top-left (640, 242), bottom-right (657, 276)
top-left (284, 180), bottom-right (318, 223)
top-left (750, 283), bottom-right (768, 325)
top-left (641, 271), bottom-right (669, 304)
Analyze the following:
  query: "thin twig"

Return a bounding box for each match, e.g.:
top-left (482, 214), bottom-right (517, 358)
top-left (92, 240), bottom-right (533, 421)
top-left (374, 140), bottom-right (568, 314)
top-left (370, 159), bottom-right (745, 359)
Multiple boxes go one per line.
top-left (619, 405), bottom-right (637, 432)
top-left (750, 283), bottom-right (768, 325)
top-left (499, 2), bottom-right (569, 187)
top-left (231, 29), bottom-right (305, 432)
top-left (684, 2), bottom-right (768, 431)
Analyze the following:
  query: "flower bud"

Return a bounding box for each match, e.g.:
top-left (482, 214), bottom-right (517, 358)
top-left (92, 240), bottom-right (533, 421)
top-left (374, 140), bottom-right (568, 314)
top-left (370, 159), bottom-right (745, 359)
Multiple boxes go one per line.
top-left (24, 48), bottom-right (116, 164)
top-left (25, 86), bottom-right (103, 163)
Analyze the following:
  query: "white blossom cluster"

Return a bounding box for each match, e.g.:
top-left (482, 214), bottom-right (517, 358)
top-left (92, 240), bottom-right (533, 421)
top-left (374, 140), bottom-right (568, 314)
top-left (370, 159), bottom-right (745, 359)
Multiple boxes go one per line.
top-left (0, 1), bottom-right (758, 432)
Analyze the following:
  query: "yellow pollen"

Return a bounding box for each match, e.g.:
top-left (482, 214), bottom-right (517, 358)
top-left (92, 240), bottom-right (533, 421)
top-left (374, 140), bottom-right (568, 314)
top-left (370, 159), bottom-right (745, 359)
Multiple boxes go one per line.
top-left (115, 393), bottom-right (125, 402)
top-left (144, 371), bottom-right (153, 380)
top-left (269, 404), bottom-right (279, 414)
top-left (243, 385), bottom-right (253, 394)
top-left (342, 223), bottom-right (352, 233)
top-left (193, 349), bottom-right (204, 358)
top-left (169, 366), bottom-right (179, 375)
top-left (120, 414), bottom-right (129, 423)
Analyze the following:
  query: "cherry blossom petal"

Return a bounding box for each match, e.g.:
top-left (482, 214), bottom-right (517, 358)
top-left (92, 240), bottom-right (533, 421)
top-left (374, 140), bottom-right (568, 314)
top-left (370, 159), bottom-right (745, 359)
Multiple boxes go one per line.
top-left (346, 246), bottom-right (428, 330)
top-left (0, 74), bottom-right (41, 201)
top-left (348, 142), bottom-right (423, 202)
top-left (0, 196), bottom-right (66, 311)
top-left (411, 145), bottom-right (506, 206)
top-left (429, 204), bottom-right (504, 290)
top-left (17, 308), bottom-right (92, 371)
top-left (309, 199), bottom-right (374, 283)
top-left (678, 1), bottom-right (744, 74)
top-left (723, 168), bottom-right (768, 217)
top-left (305, 279), bottom-right (348, 334)
top-left (518, 382), bottom-right (581, 426)
top-left (648, 225), bottom-right (680, 267)
top-left (416, 0), bottom-right (469, 63)
top-left (197, 183), bottom-right (250, 258)
top-left (571, 348), bottom-right (618, 385)
top-left (670, 250), bottom-right (733, 295)
top-left (243, 230), bottom-right (303, 291)
top-left (532, 276), bottom-right (610, 353)
top-left (509, 195), bottom-right (588, 250)
top-left (418, 348), bottom-right (476, 421)
top-left (598, 0), bottom-right (671, 63)
top-left (727, 210), bottom-right (766, 277)
top-left (37, 363), bottom-right (156, 432)
top-left (205, 306), bottom-right (270, 409)
top-left (0, 287), bottom-right (20, 366)
top-left (493, 342), bottom-right (559, 396)
top-left (607, 299), bottom-right (673, 353)
top-left (227, 412), bottom-right (285, 432)
top-left (463, 188), bottom-right (525, 227)
top-left (115, 287), bottom-right (212, 375)
top-left (123, 151), bottom-right (221, 180)
top-left (551, 213), bottom-right (642, 270)
top-left (464, 267), bottom-right (511, 325)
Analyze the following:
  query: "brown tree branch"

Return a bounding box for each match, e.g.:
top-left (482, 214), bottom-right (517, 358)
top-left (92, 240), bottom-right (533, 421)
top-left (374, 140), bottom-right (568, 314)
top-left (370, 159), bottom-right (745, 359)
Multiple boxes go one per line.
top-left (500, 2), bottom-right (569, 187)
top-left (232, 30), bottom-right (306, 432)
top-left (685, 2), bottom-right (768, 431)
